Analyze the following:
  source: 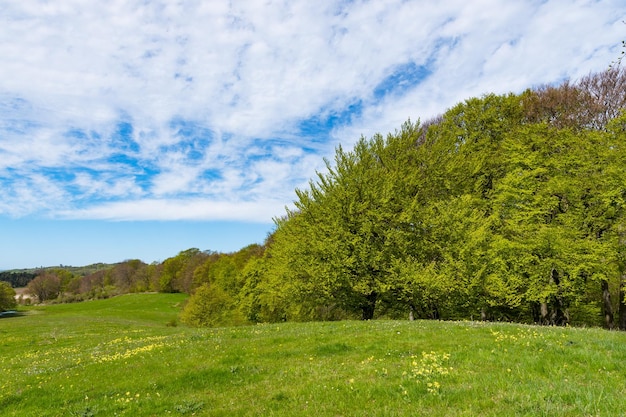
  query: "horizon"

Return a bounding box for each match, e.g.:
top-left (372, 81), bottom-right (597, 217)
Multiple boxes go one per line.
top-left (1, 1), bottom-right (624, 269)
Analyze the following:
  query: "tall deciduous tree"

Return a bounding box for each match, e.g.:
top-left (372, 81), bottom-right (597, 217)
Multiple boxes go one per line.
top-left (269, 121), bottom-right (424, 320)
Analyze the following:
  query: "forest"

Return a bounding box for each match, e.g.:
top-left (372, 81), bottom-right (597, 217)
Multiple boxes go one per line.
top-left (2, 67), bottom-right (626, 329)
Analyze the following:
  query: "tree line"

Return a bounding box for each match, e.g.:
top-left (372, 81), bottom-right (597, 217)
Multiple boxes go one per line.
top-left (4, 67), bottom-right (626, 329)
top-left (5, 246), bottom-right (263, 310)
top-left (0, 271), bottom-right (36, 288)
top-left (175, 66), bottom-right (626, 329)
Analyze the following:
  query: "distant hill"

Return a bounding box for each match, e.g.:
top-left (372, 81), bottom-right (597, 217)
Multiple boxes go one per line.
top-left (5, 262), bottom-right (117, 275)
top-left (0, 263), bottom-right (118, 287)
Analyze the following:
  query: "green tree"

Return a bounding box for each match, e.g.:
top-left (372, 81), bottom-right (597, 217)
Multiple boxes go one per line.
top-left (180, 283), bottom-right (244, 327)
top-left (238, 254), bottom-right (293, 323)
top-left (0, 281), bottom-right (17, 311)
top-left (268, 121), bottom-right (424, 320)
top-left (237, 71), bottom-right (626, 327)
top-left (490, 122), bottom-right (620, 325)
top-left (176, 244), bottom-right (268, 326)
top-left (159, 248), bottom-right (209, 293)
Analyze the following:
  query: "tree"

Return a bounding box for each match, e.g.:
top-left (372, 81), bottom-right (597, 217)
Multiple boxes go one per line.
top-left (110, 260), bottom-right (147, 292)
top-left (415, 94), bottom-right (527, 319)
top-left (522, 67), bottom-right (626, 131)
top-left (26, 272), bottom-right (61, 303)
top-left (158, 248), bottom-right (209, 293)
top-left (0, 281), bottom-right (17, 311)
top-left (578, 67), bottom-right (626, 130)
top-left (490, 121), bottom-right (625, 326)
top-left (180, 283), bottom-right (244, 327)
top-left (238, 254), bottom-right (294, 323)
top-left (264, 83), bottom-right (625, 326)
top-left (266, 121), bottom-right (425, 320)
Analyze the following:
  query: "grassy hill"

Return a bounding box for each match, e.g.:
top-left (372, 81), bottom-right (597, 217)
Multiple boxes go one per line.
top-left (1, 294), bottom-right (626, 416)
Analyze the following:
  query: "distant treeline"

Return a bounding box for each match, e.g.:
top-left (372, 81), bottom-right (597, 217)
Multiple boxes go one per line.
top-left (1, 264), bottom-right (115, 289)
top-left (0, 271), bottom-right (37, 288)
top-left (14, 246), bottom-right (263, 310)
top-left (13, 67), bottom-right (626, 330)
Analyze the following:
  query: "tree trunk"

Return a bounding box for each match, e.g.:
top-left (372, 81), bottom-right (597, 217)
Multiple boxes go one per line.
top-left (531, 302), bottom-right (541, 324)
top-left (540, 302), bottom-right (549, 325)
top-left (408, 304), bottom-right (415, 321)
top-left (430, 304), bottom-right (440, 320)
top-left (550, 268), bottom-right (568, 326)
top-left (551, 301), bottom-right (567, 326)
top-left (619, 274), bottom-right (626, 330)
top-left (601, 279), bottom-right (614, 329)
top-left (361, 292), bottom-right (377, 320)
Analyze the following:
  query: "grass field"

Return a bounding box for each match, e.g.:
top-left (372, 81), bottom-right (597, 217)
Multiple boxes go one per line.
top-left (2, 293), bottom-right (626, 416)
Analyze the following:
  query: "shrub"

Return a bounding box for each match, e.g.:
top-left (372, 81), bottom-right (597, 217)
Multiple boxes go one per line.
top-left (0, 281), bottom-right (17, 311)
top-left (180, 283), bottom-right (244, 327)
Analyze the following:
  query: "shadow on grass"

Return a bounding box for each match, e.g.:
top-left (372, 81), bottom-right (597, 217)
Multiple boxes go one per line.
top-left (0, 310), bottom-right (25, 319)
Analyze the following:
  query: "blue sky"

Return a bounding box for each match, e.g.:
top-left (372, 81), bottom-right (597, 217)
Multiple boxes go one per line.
top-left (0, 0), bottom-right (624, 270)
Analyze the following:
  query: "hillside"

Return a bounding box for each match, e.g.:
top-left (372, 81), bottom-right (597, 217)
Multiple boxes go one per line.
top-left (1, 293), bottom-right (626, 416)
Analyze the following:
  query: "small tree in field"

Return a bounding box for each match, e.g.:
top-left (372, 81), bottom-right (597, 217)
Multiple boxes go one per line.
top-left (26, 273), bottom-right (61, 303)
top-left (0, 281), bottom-right (17, 311)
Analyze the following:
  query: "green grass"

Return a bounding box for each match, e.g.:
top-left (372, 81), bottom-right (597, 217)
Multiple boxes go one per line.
top-left (2, 294), bottom-right (626, 416)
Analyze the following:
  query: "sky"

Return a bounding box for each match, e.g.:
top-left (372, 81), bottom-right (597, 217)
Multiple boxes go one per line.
top-left (0, 0), bottom-right (624, 270)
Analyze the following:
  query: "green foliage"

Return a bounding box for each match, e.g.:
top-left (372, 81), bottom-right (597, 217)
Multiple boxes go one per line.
top-left (247, 69), bottom-right (626, 327)
top-left (159, 248), bottom-right (209, 293)
top-left (0, 271), bottom-right (36, 287)
top-left (265, 121), bottom-right (426, 320)
top-left (0, 281), bottom-right (17, 311)
top-left (180, 283), bottom-right (244, 327)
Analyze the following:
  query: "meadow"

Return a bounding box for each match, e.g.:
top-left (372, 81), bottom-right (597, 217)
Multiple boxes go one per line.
top-left (1, 293), bottom-right (626, 416)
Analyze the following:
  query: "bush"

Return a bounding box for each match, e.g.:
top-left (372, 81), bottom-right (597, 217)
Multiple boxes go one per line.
top-left (26, 273), bottom-right (61, 303)
top-left (180, 284), bottom-right (244, 327)
top-left (0, 281), bottom-right (17, 311)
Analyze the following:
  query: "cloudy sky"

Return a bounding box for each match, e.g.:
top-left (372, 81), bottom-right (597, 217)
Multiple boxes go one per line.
top-left (0, 0), bottom-right (624, 269)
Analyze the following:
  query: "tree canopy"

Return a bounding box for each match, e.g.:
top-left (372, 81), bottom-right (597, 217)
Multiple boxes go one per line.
top-left (239, 67), bottom-right (626, 327)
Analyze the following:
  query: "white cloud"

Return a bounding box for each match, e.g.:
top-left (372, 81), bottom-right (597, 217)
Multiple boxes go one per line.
top-left (60, 198), bottom-right (286, 222)
top-left (0, 0), bottom-right (624, 221)
top-left (334, 0), bottom-right (626, 145)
